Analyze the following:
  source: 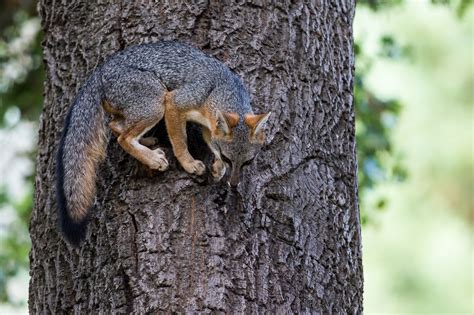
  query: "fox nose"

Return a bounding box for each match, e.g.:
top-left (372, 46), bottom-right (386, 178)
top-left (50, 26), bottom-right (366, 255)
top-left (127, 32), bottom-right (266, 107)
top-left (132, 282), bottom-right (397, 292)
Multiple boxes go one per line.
top-left (228, 178), bottom-right (240, 189)
top-left (228, 167), bottom-right (240, 189)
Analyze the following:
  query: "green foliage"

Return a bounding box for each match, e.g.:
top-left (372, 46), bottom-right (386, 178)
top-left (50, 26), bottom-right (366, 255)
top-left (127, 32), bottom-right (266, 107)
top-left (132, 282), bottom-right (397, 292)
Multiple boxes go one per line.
top-left (354, 33), bottom-right (408, 223)
top-left (432, 0), bottom-right (473, 17)
top-left (354, 0), bottom-right (474, 226)
top-left (355, 0), bottom-right (472, 226)
top-left (0, 11), bottom-right (43, 125)
top-left (359, 3), bottom-right (473, 312)
top-left (0, 10), bottom-right (42, 305)
top-left (357, 0), bottom-right (404, 10)
top-left (0, 187), bottom-right (31, 304)
top-left (358, 0), bottom-right (473, 17)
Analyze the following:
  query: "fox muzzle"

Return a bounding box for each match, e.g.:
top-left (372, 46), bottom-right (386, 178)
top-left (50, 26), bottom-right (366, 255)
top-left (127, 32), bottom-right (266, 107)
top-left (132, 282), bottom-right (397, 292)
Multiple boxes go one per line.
top-left (228, 166), bottom-right (241, 188)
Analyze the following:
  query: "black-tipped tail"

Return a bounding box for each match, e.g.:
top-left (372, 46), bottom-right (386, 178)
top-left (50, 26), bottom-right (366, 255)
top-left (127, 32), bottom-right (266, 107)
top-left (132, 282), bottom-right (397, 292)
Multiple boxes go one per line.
top-left (55, 70), bottom-right (107, 246)
top-left (56, 106), bottom-right (89, 246)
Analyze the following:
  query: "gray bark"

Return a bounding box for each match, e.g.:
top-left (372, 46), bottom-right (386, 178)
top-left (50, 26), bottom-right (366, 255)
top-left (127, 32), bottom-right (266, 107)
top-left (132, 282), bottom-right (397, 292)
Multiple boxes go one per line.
top-left (29, 0), bottom-right (363, 313)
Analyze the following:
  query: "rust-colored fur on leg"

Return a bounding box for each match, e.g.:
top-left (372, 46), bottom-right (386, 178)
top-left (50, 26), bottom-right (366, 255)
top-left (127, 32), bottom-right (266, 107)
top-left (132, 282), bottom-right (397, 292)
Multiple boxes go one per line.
top-left (104, 102), bottom-right (168, 171)
top-left (117, 119), bottom-right (168, 171)
top-left (164, 92), bottom-right (206, 175)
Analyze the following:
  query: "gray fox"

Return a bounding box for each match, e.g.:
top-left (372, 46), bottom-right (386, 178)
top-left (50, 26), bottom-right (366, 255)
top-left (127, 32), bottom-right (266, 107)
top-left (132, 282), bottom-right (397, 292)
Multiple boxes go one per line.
top-left (56, 41), bottom-right (271, 245)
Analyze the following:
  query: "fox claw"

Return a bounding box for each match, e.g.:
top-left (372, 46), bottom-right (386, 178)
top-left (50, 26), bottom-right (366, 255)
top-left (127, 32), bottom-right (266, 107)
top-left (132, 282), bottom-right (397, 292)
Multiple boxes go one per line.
top-left (211, 159), bottom-right (226, 181)
top-left (149, 149), bottom-right (168, 171)
top-left (183, 159), bottom-right (206, 175)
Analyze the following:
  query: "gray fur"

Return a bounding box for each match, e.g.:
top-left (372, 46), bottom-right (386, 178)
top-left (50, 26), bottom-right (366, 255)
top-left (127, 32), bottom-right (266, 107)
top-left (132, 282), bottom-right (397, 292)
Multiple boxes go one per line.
top-left (99, 40), bottom-right (262, 182)
top-left (101, 41), bottom-right (252, 113)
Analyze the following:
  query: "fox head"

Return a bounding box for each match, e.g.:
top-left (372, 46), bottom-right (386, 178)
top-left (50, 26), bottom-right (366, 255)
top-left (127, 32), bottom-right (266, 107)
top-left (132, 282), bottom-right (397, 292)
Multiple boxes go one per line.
top-left (211, 111), bottom-right (271, 188)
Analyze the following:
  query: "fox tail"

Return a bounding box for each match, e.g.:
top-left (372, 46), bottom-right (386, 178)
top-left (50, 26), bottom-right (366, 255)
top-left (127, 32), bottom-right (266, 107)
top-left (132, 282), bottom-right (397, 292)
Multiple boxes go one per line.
top-left (56, 70), bottom-right (108, 246)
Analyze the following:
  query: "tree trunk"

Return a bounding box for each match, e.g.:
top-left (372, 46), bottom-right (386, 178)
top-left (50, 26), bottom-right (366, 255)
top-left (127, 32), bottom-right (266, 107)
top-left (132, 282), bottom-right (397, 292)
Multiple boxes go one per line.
top-left (30, 1), bottom-right (362, 313)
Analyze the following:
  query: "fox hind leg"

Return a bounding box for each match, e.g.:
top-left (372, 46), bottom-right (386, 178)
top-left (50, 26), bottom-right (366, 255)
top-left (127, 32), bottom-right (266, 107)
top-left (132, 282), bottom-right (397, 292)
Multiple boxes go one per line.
top-left (116, 116), bottom-right (168, 171)
top-left (103, 107), bottom-right (168, 170)
top-left (109, 119), bottom-right (157, 147)
top-left (102, 66), bottom-right (171, 170)
top-left (109, 118), bottom-right (125, 137)
top-left (102, 71), bottom-right (169, 170)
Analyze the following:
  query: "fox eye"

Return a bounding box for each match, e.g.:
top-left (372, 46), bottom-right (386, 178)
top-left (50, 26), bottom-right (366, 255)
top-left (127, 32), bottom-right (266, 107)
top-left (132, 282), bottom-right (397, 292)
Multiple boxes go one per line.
top-left (242, 157), bottom-right (255, 168)
top-left (221, 154), bottom-right (232, 165)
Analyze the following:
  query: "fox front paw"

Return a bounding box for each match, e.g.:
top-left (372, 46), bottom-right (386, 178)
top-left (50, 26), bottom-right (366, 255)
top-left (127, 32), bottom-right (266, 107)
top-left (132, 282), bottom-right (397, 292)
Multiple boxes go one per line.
top-left (149, 149), bottom-right (169, 171)
top-left (182, 159), bottom-right (206, 176)
top-left (211, 159), bottom-right (226, 181)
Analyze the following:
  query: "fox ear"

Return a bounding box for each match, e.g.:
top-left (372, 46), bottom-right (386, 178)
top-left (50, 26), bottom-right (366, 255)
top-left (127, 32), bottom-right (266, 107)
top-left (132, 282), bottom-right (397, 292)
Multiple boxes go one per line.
top-left (244, 112), bottom-right (271, 144)
top-left (215, 111), bottom-right (239, 137)
top-left (223, 112), bottom-right (240, 129)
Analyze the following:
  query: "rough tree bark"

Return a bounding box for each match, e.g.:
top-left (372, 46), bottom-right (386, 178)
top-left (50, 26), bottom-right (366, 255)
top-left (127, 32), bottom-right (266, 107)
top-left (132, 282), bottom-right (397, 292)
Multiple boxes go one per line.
top-left (29, 0), bottom-right (362, 313)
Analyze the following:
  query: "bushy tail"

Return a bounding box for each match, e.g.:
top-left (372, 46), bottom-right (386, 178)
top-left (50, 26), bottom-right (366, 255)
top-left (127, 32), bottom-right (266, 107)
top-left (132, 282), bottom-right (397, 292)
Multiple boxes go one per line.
top-left (56, 71), bottom-right (108, 246)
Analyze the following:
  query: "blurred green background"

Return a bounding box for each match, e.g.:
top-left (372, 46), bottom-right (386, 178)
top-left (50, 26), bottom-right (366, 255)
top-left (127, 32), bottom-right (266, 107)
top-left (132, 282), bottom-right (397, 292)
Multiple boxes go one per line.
top-left (0, 0), bottom-right (472, 314)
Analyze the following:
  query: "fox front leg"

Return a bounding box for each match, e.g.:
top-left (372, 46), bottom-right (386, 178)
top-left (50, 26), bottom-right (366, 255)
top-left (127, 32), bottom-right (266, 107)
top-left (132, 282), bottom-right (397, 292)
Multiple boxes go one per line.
top-left (202, 128), bottom-right (226, 181)
top-left (164, 94), bottom-right (206, 176)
